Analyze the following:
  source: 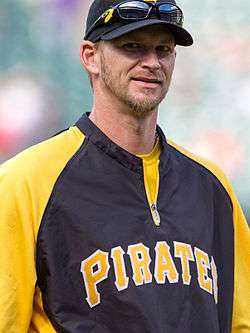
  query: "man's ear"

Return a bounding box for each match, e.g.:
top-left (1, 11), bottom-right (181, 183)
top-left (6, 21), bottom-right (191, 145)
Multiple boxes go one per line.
top-left (80, 41), bottom-right (99, 75)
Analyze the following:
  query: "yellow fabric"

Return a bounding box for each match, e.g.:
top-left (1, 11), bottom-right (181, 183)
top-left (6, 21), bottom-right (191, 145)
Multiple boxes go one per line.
top-left (168, 140), bottom-right (250, 333)
top-left (138, 139), bottom-right (162, 226)
top-left (0, 126), bottom-right (85, 333)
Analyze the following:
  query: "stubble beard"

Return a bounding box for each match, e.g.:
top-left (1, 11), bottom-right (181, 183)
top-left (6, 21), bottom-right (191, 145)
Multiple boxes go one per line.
top-left (100, 52), bottom-right (169, 118)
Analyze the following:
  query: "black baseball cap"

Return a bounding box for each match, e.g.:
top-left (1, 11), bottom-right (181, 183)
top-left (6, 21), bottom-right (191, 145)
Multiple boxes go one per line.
top-left (84, 0), bottom-right (193, 46)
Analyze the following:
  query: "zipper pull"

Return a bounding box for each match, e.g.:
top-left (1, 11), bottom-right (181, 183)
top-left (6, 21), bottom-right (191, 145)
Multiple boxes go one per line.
top-left (151, 203), bottom-right (161, 227)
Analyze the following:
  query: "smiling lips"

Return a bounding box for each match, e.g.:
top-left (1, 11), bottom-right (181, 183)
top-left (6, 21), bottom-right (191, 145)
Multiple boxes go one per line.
top-left (131, 77), bottom-right (162, 88)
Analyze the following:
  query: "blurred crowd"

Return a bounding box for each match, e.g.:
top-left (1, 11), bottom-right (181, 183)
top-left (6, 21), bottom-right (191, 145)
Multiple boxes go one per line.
top-left (0, 0), bottom-right (249, 222)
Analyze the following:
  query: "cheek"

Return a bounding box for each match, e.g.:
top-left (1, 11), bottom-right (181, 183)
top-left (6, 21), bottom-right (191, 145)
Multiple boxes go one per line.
top-left (105, 53), bottom-right (139, 82)
top-left (162, 57), bottom-right (176, 78)
top-left (118, 56), bottom-right (140, 78)
top-left (110, 60), bottom-right (124, 78)
top-left (170, 54), bottom-right (176, 71)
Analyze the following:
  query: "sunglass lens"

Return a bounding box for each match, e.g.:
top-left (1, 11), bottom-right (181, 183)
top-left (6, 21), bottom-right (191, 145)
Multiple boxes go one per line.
top-left (158, 4), bottom-right (183, 25)
top-left (118, 1), bottom-right (149, 19)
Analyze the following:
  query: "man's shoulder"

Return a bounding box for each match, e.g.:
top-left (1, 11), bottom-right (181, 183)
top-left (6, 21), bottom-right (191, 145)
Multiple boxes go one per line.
top-left (167, 139), bottom-right (234, 199)
top-left (0, 126), bottom-right (85, 182)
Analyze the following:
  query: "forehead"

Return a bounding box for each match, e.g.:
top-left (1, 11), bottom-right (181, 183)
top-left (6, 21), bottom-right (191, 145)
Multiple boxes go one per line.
top-left (113, 25), bottom-right (175, 44)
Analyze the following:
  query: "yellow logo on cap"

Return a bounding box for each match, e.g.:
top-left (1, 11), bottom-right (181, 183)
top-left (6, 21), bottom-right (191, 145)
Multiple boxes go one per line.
top-left (102, 8), bottom-right (115, 23)
top-left (144, 0), bottom-right (159, 2)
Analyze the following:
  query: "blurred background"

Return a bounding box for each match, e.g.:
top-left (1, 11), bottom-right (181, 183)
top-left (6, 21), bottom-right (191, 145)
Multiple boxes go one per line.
top-left (0, 0), bottom-right (249, 223)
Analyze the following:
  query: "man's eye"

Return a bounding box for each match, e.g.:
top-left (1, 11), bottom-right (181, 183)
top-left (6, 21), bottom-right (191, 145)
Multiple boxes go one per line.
top-left (123, 43), bottom-right (141, 50)
top-left (156, 45), bottom-right (173, 53)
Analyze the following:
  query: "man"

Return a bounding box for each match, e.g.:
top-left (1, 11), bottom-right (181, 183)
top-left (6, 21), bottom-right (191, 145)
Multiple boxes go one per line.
top-left (0, 0), bottom-right (249, 332)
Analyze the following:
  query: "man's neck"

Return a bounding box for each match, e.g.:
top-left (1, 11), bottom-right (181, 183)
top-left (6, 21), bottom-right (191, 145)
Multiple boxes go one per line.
top-left (89, 106), bottom-right (158, 156)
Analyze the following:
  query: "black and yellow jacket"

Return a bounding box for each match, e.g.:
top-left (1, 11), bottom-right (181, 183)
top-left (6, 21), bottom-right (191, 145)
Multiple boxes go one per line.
top-left (0, 114), bottom-right (249, 333)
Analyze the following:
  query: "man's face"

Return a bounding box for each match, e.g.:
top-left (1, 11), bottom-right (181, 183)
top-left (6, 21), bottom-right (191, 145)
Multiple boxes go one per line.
top-left (97, 25), bottom-right (176, 117)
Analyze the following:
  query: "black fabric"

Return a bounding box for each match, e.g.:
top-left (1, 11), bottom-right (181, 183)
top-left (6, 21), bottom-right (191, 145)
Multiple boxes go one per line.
top-left (36, 114), bottom-right (234, 333)
top-left (92, 19), bottom-right (193, 46)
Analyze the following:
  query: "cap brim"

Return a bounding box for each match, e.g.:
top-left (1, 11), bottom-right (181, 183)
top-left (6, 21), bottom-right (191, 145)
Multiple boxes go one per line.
top-left (100, 19), bottom-right (193, 47)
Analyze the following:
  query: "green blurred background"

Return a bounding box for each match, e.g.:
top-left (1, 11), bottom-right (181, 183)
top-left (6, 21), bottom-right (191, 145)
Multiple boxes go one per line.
top-left (0, 0), bottom-right (249, 222)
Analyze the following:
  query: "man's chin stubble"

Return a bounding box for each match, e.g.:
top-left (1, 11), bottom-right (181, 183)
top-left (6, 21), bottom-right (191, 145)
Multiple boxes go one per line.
top-left (124, 98), bottom-right (159, 117)
top-left (122, 89), bottom-right (167, 117)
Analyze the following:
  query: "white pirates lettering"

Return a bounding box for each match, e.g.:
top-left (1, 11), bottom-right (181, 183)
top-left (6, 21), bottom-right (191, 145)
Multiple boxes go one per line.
top-left (174, 241), bottom-right (194, 285)
top-left (80, 241), bottom-right (218, 308)
top-left (80, 250), bottom-right (110, 308)
top-left (211, 256), bottom-right (218, 304)
top-left (111, 246), bottom-right (129, 291)
top-left (194, 247), bottom-right (213, 294)
top-left (127, 243), bottom-right (152, 286)
top-left (154, 241), bottom-right (179, 284)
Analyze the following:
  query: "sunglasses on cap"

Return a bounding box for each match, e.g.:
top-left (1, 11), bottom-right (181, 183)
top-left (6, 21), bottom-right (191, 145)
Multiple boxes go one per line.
top-left (85, 1), bottom-right (184, 41)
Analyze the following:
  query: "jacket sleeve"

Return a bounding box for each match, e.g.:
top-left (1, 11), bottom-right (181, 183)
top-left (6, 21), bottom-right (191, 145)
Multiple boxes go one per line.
top-left (0, 127), bottom-right (85, 332)
top-left (231, 196), bottom-right (250, 333)
top-left (0, 162), bottom-right (37, 333)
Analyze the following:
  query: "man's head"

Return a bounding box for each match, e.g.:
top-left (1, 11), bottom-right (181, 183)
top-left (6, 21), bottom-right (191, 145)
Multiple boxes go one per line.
top-left (80, 0), bottom-right (193, 117)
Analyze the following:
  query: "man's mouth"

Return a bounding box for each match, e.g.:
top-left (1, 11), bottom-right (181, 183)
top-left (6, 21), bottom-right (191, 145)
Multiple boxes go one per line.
top-left (131, 77), bottom-right (162, 88)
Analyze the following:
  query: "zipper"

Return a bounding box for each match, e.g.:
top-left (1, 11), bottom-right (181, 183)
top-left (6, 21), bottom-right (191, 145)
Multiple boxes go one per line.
top-left (151, 203), bottom-right (161, 227)
top-left (142, 160), bottom-right (161, 227)
top-left (138, 138), bottom-right (161, 227)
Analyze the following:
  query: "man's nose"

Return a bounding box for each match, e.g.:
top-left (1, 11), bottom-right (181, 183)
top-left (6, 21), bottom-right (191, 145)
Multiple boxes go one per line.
top-left (140, 49), bottom-right (161, 70)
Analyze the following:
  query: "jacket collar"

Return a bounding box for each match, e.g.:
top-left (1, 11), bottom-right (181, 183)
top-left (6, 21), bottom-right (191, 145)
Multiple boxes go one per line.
top-left (75, 113), bottom-right (169, 173)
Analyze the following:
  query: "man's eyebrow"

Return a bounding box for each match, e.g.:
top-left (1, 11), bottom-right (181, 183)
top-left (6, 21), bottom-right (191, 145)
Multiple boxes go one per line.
top-left (158, 38), bottom-right (175, 44)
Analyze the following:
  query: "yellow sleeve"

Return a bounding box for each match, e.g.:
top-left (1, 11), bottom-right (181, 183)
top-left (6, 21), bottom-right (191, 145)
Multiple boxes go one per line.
top-left (0, 126), bottom-right (85, 332)
top-left (0, 157), bottom-right (37, 332)
top-left (231, 197), bottom-right (250, 333)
